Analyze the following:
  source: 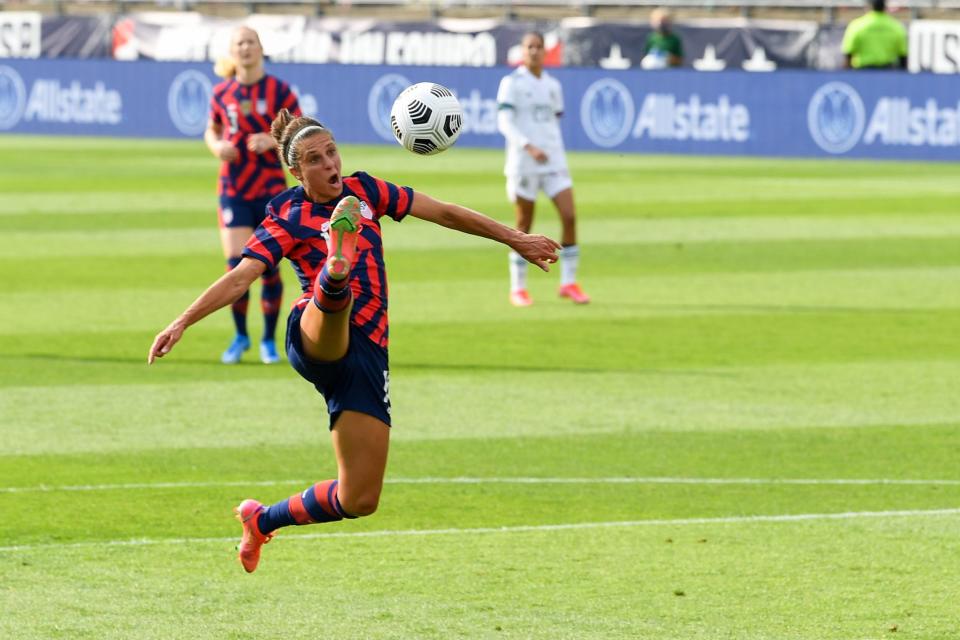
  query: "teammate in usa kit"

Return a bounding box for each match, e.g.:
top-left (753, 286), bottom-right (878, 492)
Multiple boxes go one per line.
top-left (148, 110), bottom-right (561, 573)
top-left (497, 31), bottom-right (590, 307)
top-left (205, 26), bottom-right (302, 364)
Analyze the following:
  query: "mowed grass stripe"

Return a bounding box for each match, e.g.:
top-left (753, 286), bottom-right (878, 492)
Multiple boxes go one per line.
top-left (9, 214), bottom-right (960, 257)
top-left (4, 426), bottom-right (959, 493)
top-left (3, 508), bottom-right (960, 554)
top-left (5, 476), bottom-right (960, 494)
top-left (7, 233), bottom-right (960, 294)
top-left (3, 361), bottom-right (960, 454)
top-left (2, 518), bottom-right (956, 640)
top-left (5, 266), bottom-right (960, 333)
top-left (1, 306), bottom-right (958, 386)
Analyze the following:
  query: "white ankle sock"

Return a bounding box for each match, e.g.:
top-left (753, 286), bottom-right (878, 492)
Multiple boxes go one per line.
top-left (509, 251), bottom-right (527, 292)
top-left (559, 244), bottom-right (579, 286)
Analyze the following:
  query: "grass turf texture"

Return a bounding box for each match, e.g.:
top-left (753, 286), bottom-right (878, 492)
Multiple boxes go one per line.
top-left (1, 135), bottom-right (959, 639)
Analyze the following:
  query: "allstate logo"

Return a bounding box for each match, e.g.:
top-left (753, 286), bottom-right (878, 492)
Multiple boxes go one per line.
top-left (580, 78), bottom-right (634, 148)
top-left (168, 70), bottom-right (213, 136)
top-left (368, 74), bottom-right (410, 142)
top-left (807, 82), bottom-right (866, 154)
top-left (0, 66), bottom-right (27, 131)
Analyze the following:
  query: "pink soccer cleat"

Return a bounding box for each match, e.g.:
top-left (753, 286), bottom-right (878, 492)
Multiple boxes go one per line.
top-left (324, 196), bottom-right (363, 279)
top-left (510, 289), bottom-right (533, 307)
top-left (558, 283), bottom-right (590, 304)
top-left (234, 499), bottom-right (273, 573)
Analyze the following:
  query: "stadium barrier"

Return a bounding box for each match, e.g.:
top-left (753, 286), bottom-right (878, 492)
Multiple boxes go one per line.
top-left (4, 11), bottom-right (960, 74)
top-left (1, 58), bottom-right (957, 161)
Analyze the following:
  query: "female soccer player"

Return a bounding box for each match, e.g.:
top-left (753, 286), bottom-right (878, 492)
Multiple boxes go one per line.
top-left (206, 25), bottom-right (301, 364)
top-left (148, 110), bottom-right (560, 573)
top-left (497, 31), bottom-right (590, 307)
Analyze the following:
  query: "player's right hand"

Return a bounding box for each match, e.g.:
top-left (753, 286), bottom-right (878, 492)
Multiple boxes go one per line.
top-left (218, 142), bottom-right (240, 162)
top-left (512, 233), bottom-right (561, 272)
top-left (148, 321), bottom-right (185, 364)
top-left (525, 144), bottom-right (548, 164)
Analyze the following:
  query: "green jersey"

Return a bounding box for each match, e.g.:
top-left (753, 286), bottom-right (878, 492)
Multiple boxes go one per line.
top-left (842, 11), bottom-right (907, 68)
top-left (644, 32), bottom-right (684, 61)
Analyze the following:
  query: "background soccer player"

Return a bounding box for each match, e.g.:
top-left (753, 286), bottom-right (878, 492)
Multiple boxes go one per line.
top-left (148, 110), bottom-right (561, 573)
top-left (205, 26), bottom-right (302, 364)
top-left (497, 31), bottom-right (589, 307)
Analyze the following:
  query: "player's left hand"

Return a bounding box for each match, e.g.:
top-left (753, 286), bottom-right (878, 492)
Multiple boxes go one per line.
top-left (512, 233), bottom-right (561, 272)
top-left (247, 133), bottom-right (276, 154)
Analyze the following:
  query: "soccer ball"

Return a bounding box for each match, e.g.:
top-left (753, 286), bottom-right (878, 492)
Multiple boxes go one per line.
top-left (390, 82), bottom-right (463, 155)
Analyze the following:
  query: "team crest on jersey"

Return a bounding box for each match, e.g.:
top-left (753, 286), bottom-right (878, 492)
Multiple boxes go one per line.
top-left (256, 99), bottom-right (267, 114)
top-left (239, 99), bottom-right (252, 116)
top-left (359, 201), bottom-right (374, 220)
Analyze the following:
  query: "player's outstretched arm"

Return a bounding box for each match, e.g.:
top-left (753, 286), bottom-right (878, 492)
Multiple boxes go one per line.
top-left (148, 258), bottom-right (267, 364)
top-left (408, 192), bottom-right (560, 271)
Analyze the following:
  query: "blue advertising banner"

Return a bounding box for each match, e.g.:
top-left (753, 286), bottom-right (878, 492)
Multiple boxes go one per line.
top-left (0, 58), bottom-right (957, 161)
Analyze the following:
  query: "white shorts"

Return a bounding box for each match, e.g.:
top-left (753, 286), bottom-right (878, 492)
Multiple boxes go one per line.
top-left (506, 170), bottom-right (573, 202)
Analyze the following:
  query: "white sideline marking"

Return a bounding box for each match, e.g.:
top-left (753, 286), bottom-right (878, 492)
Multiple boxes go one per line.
top-left (1, 508), bottom-right (958, 554)
top-left (2, 476), bottom-right (960, 494)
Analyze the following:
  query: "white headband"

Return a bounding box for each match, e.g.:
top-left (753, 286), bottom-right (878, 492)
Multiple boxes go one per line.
top-left (286, 125), bottom-right (326, 166)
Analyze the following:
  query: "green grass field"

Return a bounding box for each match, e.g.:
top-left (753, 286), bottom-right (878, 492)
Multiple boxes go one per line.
top-left (2, 135), bottom-right (959, 639)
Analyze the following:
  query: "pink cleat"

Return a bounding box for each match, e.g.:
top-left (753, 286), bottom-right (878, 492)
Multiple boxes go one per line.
top-left (558, 283), bottom-right (590, 304)
top-left (324, 196), bottom-right (363, 279)
top-left (234, 499), bottom-right (273, 573)
top-left (510, 289), bottom-right (533, 307)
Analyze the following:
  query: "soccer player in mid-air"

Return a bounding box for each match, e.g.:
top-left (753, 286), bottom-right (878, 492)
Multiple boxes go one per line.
top-left (148, 109), bottom-right (561, 573)
top-left (497, 31), bottom-right (590, 307)
top-left (205, 25), bottom-right (301, 364)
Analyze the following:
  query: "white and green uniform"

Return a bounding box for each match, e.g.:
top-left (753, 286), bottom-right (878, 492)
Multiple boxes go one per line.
top-left (496, 66), bottom-right (571, 200)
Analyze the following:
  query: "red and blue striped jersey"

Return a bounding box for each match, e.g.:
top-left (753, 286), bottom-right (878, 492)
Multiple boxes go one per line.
top-left (209, 73), bottom-right (301, 200)
top-left (242, 172), bottom-right (415, 348)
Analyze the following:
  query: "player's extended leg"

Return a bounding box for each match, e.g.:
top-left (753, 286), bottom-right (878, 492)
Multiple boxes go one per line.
top-left (299, 196), bottom-right (363, 362)
top-left (259, 266), bottom-right (283, 364)
top-left (220, 226), bottom-right (257, 363)
top-left (509, 196), bottom-right (536, 307)
top-left (234, 411), bottom-right (389, 573)
top-left (330, 411), bottom-right (390, 516)
top-left (551, 188), bottom-right (590, 304)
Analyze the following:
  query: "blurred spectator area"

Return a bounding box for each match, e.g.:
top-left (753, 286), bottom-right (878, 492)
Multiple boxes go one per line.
top-left (4, 0), bottom-right (960, 21)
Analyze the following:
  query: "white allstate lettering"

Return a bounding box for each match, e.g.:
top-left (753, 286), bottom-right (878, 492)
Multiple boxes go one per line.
top-left (700, 103), bottom-right (719, 140)
top-left (865, 97), bottom-right (960, 147)
top-left (730, 105), bottom-right (750, 142)
top-left (939, 106), bottom-right (958, 145)
top-left (23, 79), bottom-right (46, 120)
top-left (864, 98), bottom-right (891, 144)
top-left (457, 89), bottom-right (498, 134)
top-left (925, 99), bottom-right (940, 144)
top-left (25, 79), bottom-right (121, 124)
top-left (674, 103), bottom-right (690, 140)
top-left (633, 93), bottom-right (749, 142)
top-left (632, 94), bottom-right (658, 139)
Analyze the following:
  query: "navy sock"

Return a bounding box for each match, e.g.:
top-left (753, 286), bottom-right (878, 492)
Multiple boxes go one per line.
top-left (227, 257), bottom-right (249, 337)
top-left (312, 264), bottom-right (352, 314)
top-left (257, 480), bottom-right (356, 535)
top-left (260, 267), bottom-right (283, 341)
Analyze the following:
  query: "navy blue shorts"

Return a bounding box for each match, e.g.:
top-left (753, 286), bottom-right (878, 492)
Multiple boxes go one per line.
top-left (285, 303), bottom-right (392, 430)
top-left (218, 195), bottom-right (272, 229)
